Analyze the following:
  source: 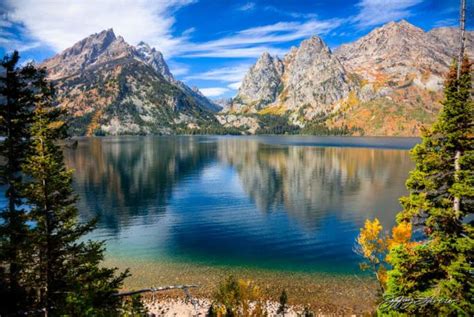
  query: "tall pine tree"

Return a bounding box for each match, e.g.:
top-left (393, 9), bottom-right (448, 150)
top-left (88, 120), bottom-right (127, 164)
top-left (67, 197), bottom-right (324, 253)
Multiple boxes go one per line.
top-left (383, 59), bottom-right (473, 315)
top-left (22, 67), bottom-right (129, 316)
top-left (0, 51), bottom-right (37, 314)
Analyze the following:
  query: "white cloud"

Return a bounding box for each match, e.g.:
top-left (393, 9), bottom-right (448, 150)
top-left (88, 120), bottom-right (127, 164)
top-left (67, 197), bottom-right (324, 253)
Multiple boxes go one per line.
top-left (185, 65), bottom-right (247, 92)
top-left (181, 27), bottom-right (196, 37)
top-left (228, 82), bottom-right (241, 90)
top-left (6, 0), bottom-right (196, 57)
top-left (238, 2), bottom-right (256, 11)
top-left (264, 6), bottom-right (317, 19)
top-left (199, 87), bottom-right (229, 97)
top-left (185, 64), bottom-right (251, 82)
top-left (0, 7), bottom-right (41, 52)
top-left (168, 61), bottom-right (190, 76)
top-left (183, 46), bottom-right (287, 58)
top-left (0, 32), bottom-right (41, 52)
top-left (179, 18), bottom-right (341, 58)
top-left (432, 18), bottom-right (457, 28)
top-left (352, 0), bottom-right (423, 28)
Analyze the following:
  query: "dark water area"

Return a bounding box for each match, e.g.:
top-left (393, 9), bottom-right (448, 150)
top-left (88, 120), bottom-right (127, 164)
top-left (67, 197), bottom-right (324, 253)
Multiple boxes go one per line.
top-left (56, 135), bottom-right (418, 275)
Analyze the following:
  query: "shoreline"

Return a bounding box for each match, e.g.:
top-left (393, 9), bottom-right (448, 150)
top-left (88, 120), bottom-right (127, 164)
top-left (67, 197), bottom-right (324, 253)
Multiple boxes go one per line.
top-left (106, 258), bottom-right (379, 314)
top-left (142, 296), bottom-right (364, 316)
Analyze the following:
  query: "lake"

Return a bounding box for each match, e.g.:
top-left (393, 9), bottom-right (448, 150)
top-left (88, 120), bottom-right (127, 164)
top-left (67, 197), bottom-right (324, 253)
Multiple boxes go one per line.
top-left (62, 136), bottom-right (417, 275)
top-left (0, 135), bottom-right (419, 309)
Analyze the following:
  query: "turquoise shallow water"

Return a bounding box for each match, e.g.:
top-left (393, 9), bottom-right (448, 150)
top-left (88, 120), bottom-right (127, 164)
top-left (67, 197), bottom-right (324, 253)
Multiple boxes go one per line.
top-left (61, 136), bottom-right (417, 274)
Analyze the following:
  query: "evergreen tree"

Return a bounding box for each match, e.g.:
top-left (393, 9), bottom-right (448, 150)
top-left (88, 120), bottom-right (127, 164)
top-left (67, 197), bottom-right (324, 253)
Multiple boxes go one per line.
top-left (0, 51), bottom-right (36, 314)
top-left (383, 59), bottom-right (473, 315)
top-left (22, 68), bottom-right (128, 316)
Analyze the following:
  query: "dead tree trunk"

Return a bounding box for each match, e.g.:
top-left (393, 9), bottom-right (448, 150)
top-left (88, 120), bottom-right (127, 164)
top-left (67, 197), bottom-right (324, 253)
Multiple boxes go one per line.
top-left (454, 0), bottom-right (466, 215)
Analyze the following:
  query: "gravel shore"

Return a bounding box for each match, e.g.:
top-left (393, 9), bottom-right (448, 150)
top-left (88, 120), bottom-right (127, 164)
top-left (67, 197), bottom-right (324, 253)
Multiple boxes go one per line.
top-left (143, 296), bottom-right (359, 316)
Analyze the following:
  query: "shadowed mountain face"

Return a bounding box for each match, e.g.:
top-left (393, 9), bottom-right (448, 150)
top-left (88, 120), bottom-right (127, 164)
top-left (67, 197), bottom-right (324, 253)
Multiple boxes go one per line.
top-left (41, 29), bottom-right (220, 136)
top-left (228, 21), bottom-right (473, 136)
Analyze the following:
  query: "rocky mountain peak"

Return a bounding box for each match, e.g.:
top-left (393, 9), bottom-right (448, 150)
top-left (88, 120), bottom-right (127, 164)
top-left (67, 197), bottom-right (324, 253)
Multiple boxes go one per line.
top-left (233, 35), bottom-right (353, 115)
top-left (300, 36), bottom-right (329, 52)
top-left (255, 52), bottom-right (283, 73)
top-left (280, 35), bottom-right (353, 112)
top-left (257, 52), bottom-right (273, 63)
top-left (94, 28), bottom-right (116, 45)
top-left (234, 52), bottom-right (284, 110)
top-left (40, 29), bottom-right (222, 136)
top-left (335, 21), bottom-right (474, 92)
top-left (135, 41), bottom-right (173, 81)
top-left (42, 28), bottom-right (134, 80)
top-left (383, 19), bottom-right (420, 31)
top-left (66, 28), bottom-right (117, 57)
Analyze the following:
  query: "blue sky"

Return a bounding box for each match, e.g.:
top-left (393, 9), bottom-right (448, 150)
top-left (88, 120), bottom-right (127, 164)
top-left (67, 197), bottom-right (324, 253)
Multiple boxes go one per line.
top-left (0, 0), bottom-right (471, 98)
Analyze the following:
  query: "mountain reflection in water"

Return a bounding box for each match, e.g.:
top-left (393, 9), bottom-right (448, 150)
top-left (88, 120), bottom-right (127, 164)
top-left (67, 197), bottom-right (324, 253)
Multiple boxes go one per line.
top-left (63, 136), bottom-right (417, 273)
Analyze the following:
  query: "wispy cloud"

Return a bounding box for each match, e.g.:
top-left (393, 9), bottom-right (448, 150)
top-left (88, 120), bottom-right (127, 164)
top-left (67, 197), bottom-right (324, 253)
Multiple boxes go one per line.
top-left (179, 18), bottom-right (341, 58)
top-left (237, 2), bottom-right (256, 12)
top-left (182, 46), bottom-right (287, 58)
top-left (199, 87), bottom-right (230, 97)
top-left (0, 8), bottom-right (41, 53)
top-left (432, 18), bottom-right (457, 28)
top-left (168, 61), bottom-right (190, 76)
top-left (227, 82), bottom-right (241, 90)
top-left (4, 1), bottom-right (342, 60)
top-left (185, 64), bottom-right (251, 82)
top-left (352, 0), bottom-right (423, 28)
top-left (185, 64), bottom-right (250, 91)
top-left (4, 0), bottom-right (196, 57)
top-left (264, 6), bottom-right (317, 19)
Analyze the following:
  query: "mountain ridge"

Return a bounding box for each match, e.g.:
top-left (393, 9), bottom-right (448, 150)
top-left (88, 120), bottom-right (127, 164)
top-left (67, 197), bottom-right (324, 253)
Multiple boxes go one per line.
top-left (40, 21), bottom-right (473, 136)
top-left (41, 29), bottom-right (221, 135)
top-left (225, 20), bottom-right (473, 136)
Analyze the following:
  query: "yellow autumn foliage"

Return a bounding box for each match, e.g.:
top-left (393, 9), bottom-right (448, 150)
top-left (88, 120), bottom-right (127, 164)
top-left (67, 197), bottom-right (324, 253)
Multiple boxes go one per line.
top-left (258, 105), bottom-right (287, 115)
top-left (356, 218), bottom-right (414, 292)
top-left (357, 218), bottom-right (385, 260)
top-left (210, 276), bottom-right (266, 317)
top-left (388, 221), bottom-right (412, 249)
top-left (47, 120), bottom-right (65, 130)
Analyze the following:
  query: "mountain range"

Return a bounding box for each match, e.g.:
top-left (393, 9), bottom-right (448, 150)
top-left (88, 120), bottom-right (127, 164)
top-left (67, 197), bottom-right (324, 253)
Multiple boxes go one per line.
top-left (41, 29), bottom-right (220, 135)
top-left (228, 20), bottom-right (473, 136)
top-left (41, 21), bottom-right (473, 136)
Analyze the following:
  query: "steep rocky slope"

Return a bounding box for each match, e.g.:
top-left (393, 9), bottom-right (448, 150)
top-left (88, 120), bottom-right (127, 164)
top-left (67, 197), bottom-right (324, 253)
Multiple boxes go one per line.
top-left (42, 29), bottom-right (219, 135)
top-left (233, 37), bottom-right (354, 121)
top-left (329, 20), bottom-right (473, 136)
top-left (234, 52), bottom-right (284, 111)
top-left (280, 36), bottom-right (353, 113)
top-left (335, 20), bottom-right (455, 90)
top-left (228, 21), bottom-right (473, 136)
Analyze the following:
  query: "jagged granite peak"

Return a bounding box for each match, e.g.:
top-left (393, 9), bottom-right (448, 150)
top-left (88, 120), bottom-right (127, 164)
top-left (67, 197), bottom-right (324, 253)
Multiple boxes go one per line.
top-left (280, 35), bottom-right (353, 111)
top-left (226, 20), bottom-right (474, 136)
top-left (235, 52), bottom-right (284, 110)
top-left (233, 36), bottom-right (353, 115)
top-left (41, 29), bottom-right (220, 135)
top-left (42, 29), bottom-right (136, 80)
top-left (135, 41), bottom-right (174, 81)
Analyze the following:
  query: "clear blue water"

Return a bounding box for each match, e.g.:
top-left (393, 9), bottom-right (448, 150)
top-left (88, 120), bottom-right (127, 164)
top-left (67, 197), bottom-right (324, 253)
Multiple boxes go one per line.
top-left (41, 136), bottom-right (418, 274)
